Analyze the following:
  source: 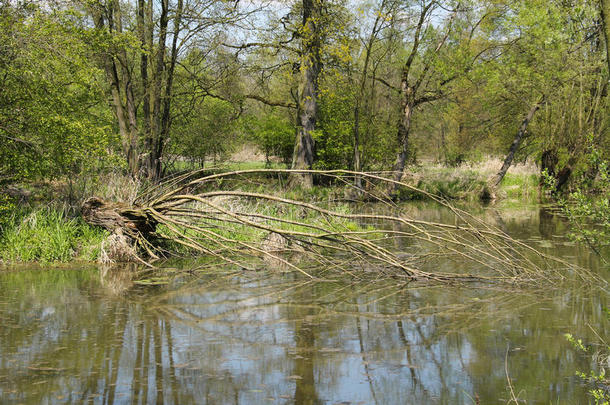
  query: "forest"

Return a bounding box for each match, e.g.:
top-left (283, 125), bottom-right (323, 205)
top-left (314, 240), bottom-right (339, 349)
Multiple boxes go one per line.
top-left (0, 0), bottom-right (610, 403)
top-left (0, 0), bottom-right (607, 191)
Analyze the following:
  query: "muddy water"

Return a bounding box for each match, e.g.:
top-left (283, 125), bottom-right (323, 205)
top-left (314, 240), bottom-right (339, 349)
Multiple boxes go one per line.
top-left (0, 204), bottom-right (608, 404)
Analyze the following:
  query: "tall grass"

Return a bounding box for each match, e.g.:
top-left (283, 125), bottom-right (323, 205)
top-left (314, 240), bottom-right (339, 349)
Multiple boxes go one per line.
top-left (397, 157), bottom-right (540, 201)
top-left (0, 207), bottom-right (108, 263)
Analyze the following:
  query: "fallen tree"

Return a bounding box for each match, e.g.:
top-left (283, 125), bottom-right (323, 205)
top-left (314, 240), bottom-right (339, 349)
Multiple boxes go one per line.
top-left (81, 169), bottom-right (596, 285)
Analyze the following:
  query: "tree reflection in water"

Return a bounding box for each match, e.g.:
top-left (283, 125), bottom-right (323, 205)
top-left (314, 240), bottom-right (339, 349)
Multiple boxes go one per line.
top-left (0, 206), bottom-right (607, 403)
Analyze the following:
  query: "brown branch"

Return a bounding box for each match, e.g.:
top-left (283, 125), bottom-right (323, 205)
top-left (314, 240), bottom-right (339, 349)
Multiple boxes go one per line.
top-left (222, 42), bottom-right (300, 54)
top-left (243, 94), bottom-right (297, 109)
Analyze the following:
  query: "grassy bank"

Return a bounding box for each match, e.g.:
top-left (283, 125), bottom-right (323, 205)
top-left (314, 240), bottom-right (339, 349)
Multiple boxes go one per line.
top-left (396, 158), bottom-right (540, 202)
top-left (0, 207), bottom-right (107, 264)
top-left (0, 158), bottom-right (543, 265)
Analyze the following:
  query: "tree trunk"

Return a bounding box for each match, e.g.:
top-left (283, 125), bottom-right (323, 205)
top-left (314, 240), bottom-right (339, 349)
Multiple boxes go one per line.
top-left (92, 3), bottom-right (140, 177)
top-left (156, 0), bottom-right (183, 180)
top-left (138, 0), bottom-right (151, 171)
top-left (392, 90), bottom-right (415, 185)
top-left (540, 149), bottom-right (573, 193)
top-left (555, 166), bottom-right (572, 192)
top-left (388, 2), bottom-right (432, 194)
top-left (541, 149), bottom-right (558, 179)
top-left (113, 0), bottom-right (140, 177)
top-left (145, 0), bottom-right (169, 181)
top-left (352, 105), bottom-right (362, 189)
top-left (352, 7), bottom-right (384, 190)
top-left (290, 0), bottom-right (321, 189)
top-left (492, 97), bottom-right (544, 187)
top-left (600, 0), bottom-right (610, 75)
top-left (81, 197), bottom-right (158, 261)
top-left (82, 197), bottom-right (157, 239)
top-left (440, 123), bottom-right (447, 163)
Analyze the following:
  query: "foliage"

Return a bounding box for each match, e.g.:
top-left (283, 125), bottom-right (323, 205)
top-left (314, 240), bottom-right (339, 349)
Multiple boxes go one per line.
top-left (0, 3), bottom-right (116, 184)
top-left (545, 142), bottom-right (610, 260)
top-left (565, 309), bottom-right (610, 404)
top-left (314, 82), bottom-right (354, 170)
top-left (171, 97), bottom-right (240, 168)
top-left (0, 0), bottom-right (608, 220)
top-left (244, 111), bottom-right (295, 166)
top-left (0, 194), bottom-right (16, 228)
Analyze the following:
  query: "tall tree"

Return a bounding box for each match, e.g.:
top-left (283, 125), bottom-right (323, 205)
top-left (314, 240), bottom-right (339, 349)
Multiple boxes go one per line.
top-left (492, 96), bottom-right (545, 187)
top-left (483, 0), bottom-right (608, 192)
top-left (0, 2), bottom-right (112, 185)
top-left (601, 0), bottom-right (610, 74)
top-left (351, 0), bottom-right (395, 188)
top-left (84, 0), bottom-right (244, 180)
top-left (290, 0), bottom-right (324, 188)
top-left (86, 0), bottom-right (185, 180)
top-left (385, 0), bottom-right (498, 191)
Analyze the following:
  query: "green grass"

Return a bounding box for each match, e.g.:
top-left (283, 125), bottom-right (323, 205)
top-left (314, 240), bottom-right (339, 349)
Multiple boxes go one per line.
top-left (223, 161), bottom-right (286, 170)
top-left (499, 173), bottom-right (539, 201)
top-left (0, 208), bottom-right (108, 263)
top-left (391, 165), bottom-right (541, 202)
top-left (168, 160), bottom-right (286, 174)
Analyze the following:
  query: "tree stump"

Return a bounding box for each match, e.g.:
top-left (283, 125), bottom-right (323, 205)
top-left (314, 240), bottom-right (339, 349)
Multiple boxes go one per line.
top-left (82, 197), bottom-right (158, 263)
top-left (81, 197), bottom-right (157, 238)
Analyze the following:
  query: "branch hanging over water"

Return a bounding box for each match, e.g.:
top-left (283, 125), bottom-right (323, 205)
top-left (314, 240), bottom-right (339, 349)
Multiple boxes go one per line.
top-left (81, 169), bottom-right (598, 286)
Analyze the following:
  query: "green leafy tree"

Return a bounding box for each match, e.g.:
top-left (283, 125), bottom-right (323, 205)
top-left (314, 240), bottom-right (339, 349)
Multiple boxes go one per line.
top-left (246, 112), bottom-right (295, 166)
top-left (0, 2), bottom-right (115, 186)
top-left (170, 97), bottom-right (240, 168)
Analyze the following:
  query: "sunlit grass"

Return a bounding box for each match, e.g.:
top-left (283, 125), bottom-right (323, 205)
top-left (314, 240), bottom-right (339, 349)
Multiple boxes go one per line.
top-left (500, 173), bottom-right (539, 201)
top-left (397, 158), bottom-right (540, 201)
top-left (0, 208), bottom-right (108, 263)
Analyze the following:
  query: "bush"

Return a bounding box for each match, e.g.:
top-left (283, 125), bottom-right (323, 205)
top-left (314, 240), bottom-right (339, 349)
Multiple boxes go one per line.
top-left (247, 112), bottom-right (295, 166)
top-left (546, 144), bottom-right (610, 260)
top-left (566, 309), bottom-right (610, 405)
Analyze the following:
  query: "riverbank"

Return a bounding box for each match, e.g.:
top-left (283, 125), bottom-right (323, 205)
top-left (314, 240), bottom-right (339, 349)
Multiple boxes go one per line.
top-left (0, 159), bottom-right (544, 265)
top-left (398, 158), bottom-right (539, 202)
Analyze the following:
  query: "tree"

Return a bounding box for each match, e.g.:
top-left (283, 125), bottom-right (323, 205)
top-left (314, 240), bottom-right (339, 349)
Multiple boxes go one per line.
top-left (351, 0), bottom-right (397, 188)
top-left (84, 0), bottom-right (184, 180)
top-left (289, 0), bottom-right (324, 188)
top-left (601, 0), bottom-right (610, 74)
top-left (0, 2), bottom-right (114, 185)
top-left (82, 0), bottom-right (248, 180)
top-left (491, 97), bottom-right (544, 188)
top-left (390, 1), bottom-right (457, 185)
top-left (221, 0), bottom-right (349, 187)
top-left (385, 0), bottom-right (494, 189)
top-left (511, 0), bottom-right (608, 192)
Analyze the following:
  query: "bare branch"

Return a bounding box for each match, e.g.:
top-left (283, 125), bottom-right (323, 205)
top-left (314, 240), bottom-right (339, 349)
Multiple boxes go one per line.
top-left (244, 94), bottom-right (297, 109)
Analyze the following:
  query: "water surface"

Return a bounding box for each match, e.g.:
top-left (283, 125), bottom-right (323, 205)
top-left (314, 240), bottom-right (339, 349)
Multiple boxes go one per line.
top-left (0, 204), bottom-right (608, 404)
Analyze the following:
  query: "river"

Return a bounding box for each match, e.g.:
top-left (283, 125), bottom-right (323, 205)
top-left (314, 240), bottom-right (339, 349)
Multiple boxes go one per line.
top-left (0, 203), bottom-right (608, 404)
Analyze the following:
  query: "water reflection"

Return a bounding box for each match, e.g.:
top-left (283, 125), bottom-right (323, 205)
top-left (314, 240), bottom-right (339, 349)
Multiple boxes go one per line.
top-left (0, 205), bottom-right (608, 404)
